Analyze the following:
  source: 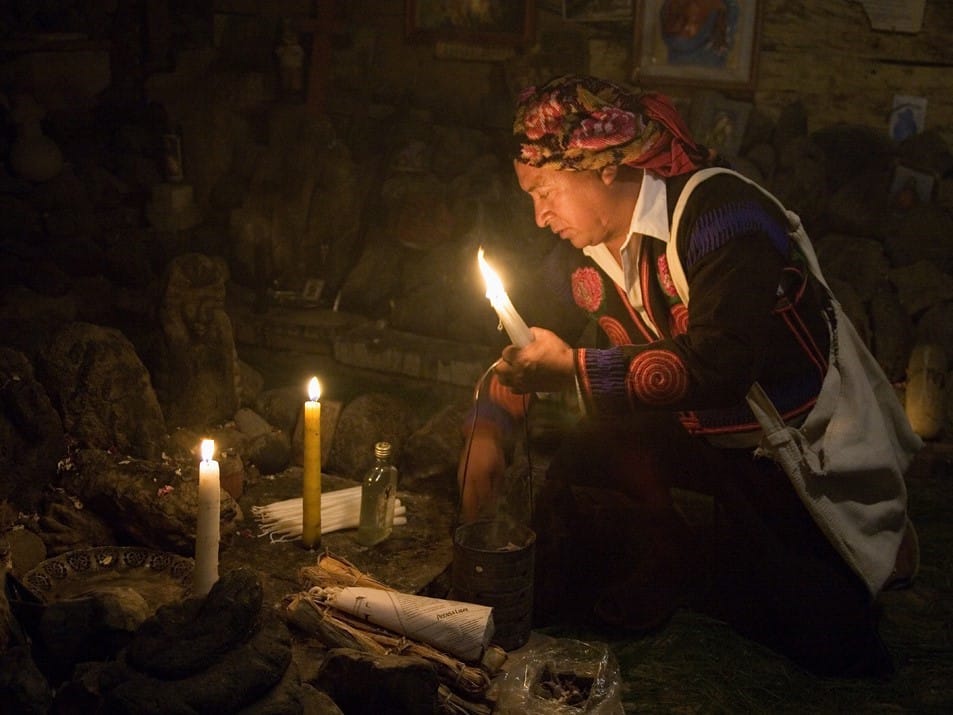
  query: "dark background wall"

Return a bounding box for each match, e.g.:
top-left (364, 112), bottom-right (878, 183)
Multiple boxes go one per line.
top-left (2, 1), bottom-right (952, 387)
top-left (5, 2), bottom-right (952, 137)
top-left (214, 0), bottom-right (950, 139)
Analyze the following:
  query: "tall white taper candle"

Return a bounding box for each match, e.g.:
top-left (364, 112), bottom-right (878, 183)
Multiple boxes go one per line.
top-left (194, 438), bottom-right (220, 596)
top-left (477, 247), bottom-right (533, 347)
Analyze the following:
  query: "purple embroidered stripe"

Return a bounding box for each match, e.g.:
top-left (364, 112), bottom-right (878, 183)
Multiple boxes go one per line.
top-left (581, 347), bottom-right (632, 414)
top-left (684, 201), bottom-right (790, 269)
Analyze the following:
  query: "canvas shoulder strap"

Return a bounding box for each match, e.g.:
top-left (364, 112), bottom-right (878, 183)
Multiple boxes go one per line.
top-left (665, 167), bottom-right (823, 304)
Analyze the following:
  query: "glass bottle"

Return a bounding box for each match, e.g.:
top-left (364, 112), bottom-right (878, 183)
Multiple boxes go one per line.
top-left (356, 441), bottom-right (398, 546)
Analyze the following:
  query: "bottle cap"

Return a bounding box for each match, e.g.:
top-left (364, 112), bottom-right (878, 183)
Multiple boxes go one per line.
top-left (374, 442), bottom-right (392, 459)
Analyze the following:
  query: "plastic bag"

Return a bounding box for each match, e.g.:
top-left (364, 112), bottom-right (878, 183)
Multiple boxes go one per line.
top-left (492, 636), bottom-right (624, 714)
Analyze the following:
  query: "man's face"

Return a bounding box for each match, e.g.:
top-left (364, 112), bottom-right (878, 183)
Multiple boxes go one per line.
top-left (514, 161), bottom-right (616, 251)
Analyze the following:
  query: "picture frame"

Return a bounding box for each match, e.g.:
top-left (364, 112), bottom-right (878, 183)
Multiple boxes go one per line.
top-left (301, 278), bottom-right (325, 302)
top-left (405, 0), bottom-right (536, 47)
top-left (688, 90), bottom-right (752, 158)
top-left (631, 0), bottom-right (762, 92)
top-left (889, 163), bottom-right (938, 207)
top-left (563, 0), bottom-right (633, 22)
top-left (889, 94), bottom-right (927, 142)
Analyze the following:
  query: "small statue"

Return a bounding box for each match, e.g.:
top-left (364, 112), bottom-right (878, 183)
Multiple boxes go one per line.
top-left (275, 19), bottom-right (305, 94)
top-left (9, 94), bottom-right (63, 182)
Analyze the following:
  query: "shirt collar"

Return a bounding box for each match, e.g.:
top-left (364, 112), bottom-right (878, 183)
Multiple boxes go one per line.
top-left (628, 170), bottom-right (670, 244)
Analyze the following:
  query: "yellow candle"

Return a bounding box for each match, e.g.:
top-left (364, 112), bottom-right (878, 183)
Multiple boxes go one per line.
top-left (302, 376), bottom-right (322, 549)
top-left (194, 438), bottom-right (220, 596)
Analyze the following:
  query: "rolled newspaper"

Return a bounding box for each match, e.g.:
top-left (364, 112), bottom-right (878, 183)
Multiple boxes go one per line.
top-left (312, 585), bottom-right (494, 662)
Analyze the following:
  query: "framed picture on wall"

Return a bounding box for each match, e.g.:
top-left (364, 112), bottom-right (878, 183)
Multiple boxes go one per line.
top-left (631, 0), bottom-right (762, 91)
top-left (689, 90), bottom-right (752, 158)
top-left (405, 0), bottom-right (536, 47)
top-left (562, 0), bottom-right (633, 22)
top-left (889, 163), bottom-right (938, 207)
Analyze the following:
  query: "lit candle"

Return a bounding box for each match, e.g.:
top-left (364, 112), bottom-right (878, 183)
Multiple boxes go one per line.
top-left (477, 247), bottom-right (533, 347)
top-left (194, 438), bottom-right (220, 596)
top-left (302, 376), bottom-right (322, 549)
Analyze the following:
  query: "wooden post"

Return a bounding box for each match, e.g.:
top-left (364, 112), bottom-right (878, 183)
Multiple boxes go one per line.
top-left (305, 0), bottom-right (333, 117)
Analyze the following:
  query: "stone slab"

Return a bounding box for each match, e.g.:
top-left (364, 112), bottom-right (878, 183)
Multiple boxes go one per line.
top-left (220, 468), bottom-right (456, 610)
top-left (332, 323), bottom-right (494, 388)
top-left (230, 305), bottom-right (366, 354)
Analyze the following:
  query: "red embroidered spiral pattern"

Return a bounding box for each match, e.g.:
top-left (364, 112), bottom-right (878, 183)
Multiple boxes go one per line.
top-left (598, 316), bottom-right (631, 346)
top-left (670, 304), bottom-right (689, 335)
top-left (627, 349), bottom-right (688, 405)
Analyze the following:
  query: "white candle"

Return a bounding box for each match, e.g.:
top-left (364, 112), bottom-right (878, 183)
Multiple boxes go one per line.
top-left (477, 247), bottom-right (533, 347)
top-left (302, 376), bottom-right (322, 549)
top-left (194, 438), bottom-right (220, 596)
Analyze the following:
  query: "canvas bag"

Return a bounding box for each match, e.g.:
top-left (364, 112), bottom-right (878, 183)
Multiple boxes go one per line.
top-left (666, 167), bottom-right (923, 594)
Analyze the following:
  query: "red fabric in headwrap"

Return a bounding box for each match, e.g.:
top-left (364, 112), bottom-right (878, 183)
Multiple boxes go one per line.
top-left (624, 93), bottom-right (709, 177)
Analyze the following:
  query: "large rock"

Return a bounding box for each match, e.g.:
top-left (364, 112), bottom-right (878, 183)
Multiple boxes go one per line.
top-left (870, 285), bottom-right (915, 382)
top-left (398, 402), bottom-right (467, 494)
top-left (891, 262), bottom-right (953, 317)
top-left (325, 393), bottom-right (421, 479)
top-left (0, 643), bottom-right (52, 715)
top-left (771, 135), bottom-right (828, 229)
top-left (824, 172), bottom-right (892, 238)
top-left (0, 347), bottom-right (65, 510)
top-left (98, 569), bottom-right (298, 714)
top-left (885, 205), bottom-right (953, 271)
top-left (36, 322), bottom-right (166, 460)
top-left (315, 648), bottom-right (439, 715)
top-left (66, 448), bottom-right (241, 555)
top-left (810, 123), bottom-right (895, 197)
top-left (815, 234), bottom-right (891, 303)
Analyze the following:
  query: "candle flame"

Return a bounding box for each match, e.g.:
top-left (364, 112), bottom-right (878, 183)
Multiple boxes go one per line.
top-left (308, 376), bottom-right (321, 401)
top-left (201, 439), bottom-right (215, 462)
top-left (477, 247), bottom-right (506, 303)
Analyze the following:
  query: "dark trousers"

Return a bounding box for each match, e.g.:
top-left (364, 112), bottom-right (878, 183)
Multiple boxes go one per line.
top-left (531, 413), bottom-right (892, 677)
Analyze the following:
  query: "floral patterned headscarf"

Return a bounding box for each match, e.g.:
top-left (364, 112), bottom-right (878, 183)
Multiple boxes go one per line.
top-left (513, 74), bottom-right (710, 177)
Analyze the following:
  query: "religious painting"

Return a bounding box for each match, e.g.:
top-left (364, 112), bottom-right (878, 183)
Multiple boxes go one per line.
top-left (405, 0), bottom-right (536, 46)
top-left (631, 0), bottom-right (762, 91)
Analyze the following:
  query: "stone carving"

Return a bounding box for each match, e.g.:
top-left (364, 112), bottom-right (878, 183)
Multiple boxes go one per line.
top-left (158, 253), bottom-right (240, 429)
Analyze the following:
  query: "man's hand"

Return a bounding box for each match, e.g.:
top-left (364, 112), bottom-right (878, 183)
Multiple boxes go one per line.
top-left (457, 421), bottom-right (507, 523)
top-left (494, 327), bottom-right (575, 394)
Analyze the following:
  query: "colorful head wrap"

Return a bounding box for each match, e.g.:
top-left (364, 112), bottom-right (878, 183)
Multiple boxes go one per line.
top-left (513, 74), bottom-right (710, 177)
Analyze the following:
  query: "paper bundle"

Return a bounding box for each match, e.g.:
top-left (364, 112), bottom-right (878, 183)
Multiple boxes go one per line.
top-left (310, 585), bottom-right (495, 662)
top-left (251, 485), bottom-right (406, 541)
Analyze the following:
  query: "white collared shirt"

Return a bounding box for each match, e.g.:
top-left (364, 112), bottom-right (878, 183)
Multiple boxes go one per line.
top-left (582, 171), bottom-right (670, 336)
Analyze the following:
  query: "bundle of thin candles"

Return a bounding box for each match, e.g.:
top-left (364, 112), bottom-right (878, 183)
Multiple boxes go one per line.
top-left (251, 486), bottom-right (406, 542)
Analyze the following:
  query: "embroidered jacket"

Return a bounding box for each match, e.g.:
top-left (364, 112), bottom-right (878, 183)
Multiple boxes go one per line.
top-left (474, 170), bottom-right (832, 443)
